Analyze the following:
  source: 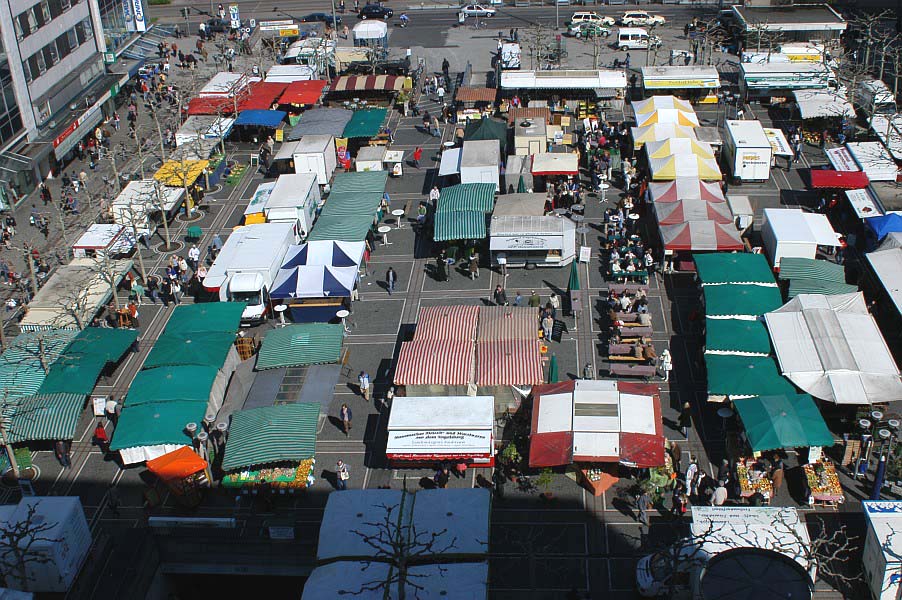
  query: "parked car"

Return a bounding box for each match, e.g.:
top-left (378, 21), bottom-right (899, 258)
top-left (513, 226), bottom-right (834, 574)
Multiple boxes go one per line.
top-left (568, 22), bottom-right (611, 38)
top-left (358, 4), bottom-right (393, 19)
top-left (620, 11), bottom-right (665, 26)
top-left (568, 11), bottom-right (615, 27)
top-left (300, 12), bottom-right (342, 25)
top-left (460, 4), bottom-right (496, 17)
top-left (205, 17), bottom-right (232, 33)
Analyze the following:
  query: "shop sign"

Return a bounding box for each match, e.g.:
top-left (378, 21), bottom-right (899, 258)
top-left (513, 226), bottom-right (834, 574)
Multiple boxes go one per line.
top-left (491, 235), bottom-right (562, 251)
top-left (122, 0), bottom-right (134, 32)
top-left (845, 188), bottom-right (883, 219)
top-left (825, 147), bottom-right (859, 172)
top-left (763, 128), bottom-right (793, 156)
top-left (387, 429), bottom-right (492, 452)
top-left (132, 0), bottom-right (146, 32)
top-left (229, 4), bottom-right (240, 29)
top-left (258, 19), bottom-right (294, 31)
top-left (103, 52), bottom-right (116, 64)
top-left (644, 79), bottom-right (718, 89)
top-left (53, 121), bottom-right (79, 148)
top-left (279, 27), bottom-right (299, 37)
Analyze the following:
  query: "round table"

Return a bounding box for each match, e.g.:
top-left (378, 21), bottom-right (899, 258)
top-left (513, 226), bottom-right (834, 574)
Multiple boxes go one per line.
top-left (391, 208), bottom-right (406, 229)
top-left (571, 214), bottom-right (585, 224)
top-left (628, 213), bottom-right (640, 220)
top-left (553, 208), bottom-right (569, 216)
top-left (442, 141), bottom-right (455, 151)
top-left (717, 407), bottom-right (734, 432)
top-left (377, 225), bottom-right (392, 245)
top-left (274, 303), bottom-right (288, 326)
top-left (571, 204), bottom-right (585, 213)
top-left (576, 225), bottom-right (590, 245)
top-left (336, 309), bottom-right (351, 334)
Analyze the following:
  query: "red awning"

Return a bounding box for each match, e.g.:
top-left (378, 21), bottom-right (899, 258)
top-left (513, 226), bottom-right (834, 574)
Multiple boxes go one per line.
top-left (279, 80), bottom-right (328, 106)
top-left (476, 340), bottom-right (544, 386)
top-left (393, 340), bottom-right (474, 386)
top-left (329, 75), bottom-right (406, 93)
top-left (238, 81), bottom-right (288, 112)
top-left (476, 306), bottom-right (537, 342)
top-left (810, 169), bottom-right (870, 190)
top-left (659, 220), bottom-right (745, 252)
top-left (415, 305), bottom-right (479, 341)
top-left (186, 96), bottom-right (235, 116)
top-left (529, 381), bottom-right (577, 468)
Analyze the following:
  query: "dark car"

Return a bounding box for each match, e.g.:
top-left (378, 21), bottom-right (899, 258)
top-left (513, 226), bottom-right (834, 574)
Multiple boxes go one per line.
top-left (205, 17), bottom-right (232, 33)
top-left (358, 4), bottom-right (393, 19)
top-left (301, 12), bottom-right (342, 25)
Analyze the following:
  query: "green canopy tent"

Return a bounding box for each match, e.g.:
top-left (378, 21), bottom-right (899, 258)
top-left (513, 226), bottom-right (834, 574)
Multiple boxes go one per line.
top-left (778, 257), bottom-right (856, 299)
top-left (733, 394), bottom-right (834, 452)
top-left (437, 183), bottom-right (496, 213)
top-left (309, 172), bottom-right (388, 243)
top-left (464, 118), bottom-right (508, 155)
top-left (0, 330), bottom-right (77, 424)
top-left (704, 318), bottom-right (771, 356)
top-left (256, 324), bottom-right (344, 370)
top-left (704, 284), bottom-right (784, 319)
top-left (434, 210), bottom-right (487, 242)
top-left (124, 365), bottom-right (220, 407)
top-left (693, 253), bottom-right (777, 286)
top-left (38, 328), bottom-right (139, 396)
top-left (163, 303), bottom-right (245, 335)
top-left (517, 175), bottom-right (526, 194)
top-left (342, 108), bottom-right (388, 139)
top-left (110, 401), bottom-right (207, 451)
top-left (221, 403), bottom-right (319, 472)
top-left (143, 332), bottom-right (237, 370)
top-left (705, 354), bottom-right (797, 399)
top-left (7, 393), bottom-right (88, 443)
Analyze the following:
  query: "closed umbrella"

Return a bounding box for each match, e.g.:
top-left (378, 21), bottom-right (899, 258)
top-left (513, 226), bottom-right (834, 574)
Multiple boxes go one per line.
top-left (547, 353), bottom-right (558, 383)
top-left (568, 261), bottom-right (580, 292)
top-left (517, 175), bottom-right (526, 193)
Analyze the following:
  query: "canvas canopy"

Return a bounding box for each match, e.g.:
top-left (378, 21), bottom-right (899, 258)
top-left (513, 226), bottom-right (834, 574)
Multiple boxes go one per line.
top-left (278, 80), bottom-right (328, 106)
top-left (256, 324), bottom-right (343, 370)
top-left (705, 354), bottom-right (798, 400)
top-left (464, 118), bottom-right (508, 155)
top-left (810, 169), bottom-right (869, 190)
top-left (439, 148), bottom-right (462, 176)
top-left (110, 401), bottom-right (206, 453)
top-left (414, 305), bottom-right (479, 341)
top-left (233, 109), bottom-right (285, 128)
top-left (434, 211), bottom-right (487, 242)
top-left (650, 154), bottom-right (722, 181)
top-left (154, 160), bottom-right (210, 187)
top-left (308, 171), bottom-right (387, 242)
top-left (867, 214), bottom-right (902, 240)
top-left (146, 446), bottom-right (208, 480)
top-left (438, 183), bottom-right (496, 213)
top-left (330, 75), bottom-right (406, 93)
top-left (635, 108), bottom-right (700, 128)
top-left (649, 178), bottom-right (725, 203)
top-left (793, 89), bottom-right (854, 119)
top-left (764, 208), bottom-right (842, 248)
top-left (778, 257), bottom-right (856, 298)
top-left (631, 124), bottom-right (696, 149)
top-left (654, 199), bottom-right (732, 225)
top-left (705, 318), bottom-right (772, 356)
top-left (271, 265), bottom-right (358, 298)
top-left (633, 95), bottom-right (694, 114)
top-left (659, 221), bottom-right (744, 252)
top-left (394, 340), bottom-right (475, 386)
top-left (764, 293), bottom-right (902, 404)
top-left (476, 340), bottom-right (543, 386)
top-left (529, 380), bottom-right (664, 468)
top-left (867, 246), bottom-right (902, 317)
top-left (124, 365), bottom-right (221, 407)
top-left (281, 241), bottom-right (365, 269)
top-left (303, 561), bottom-right (488, 600)
top-left (286, 108), bottom-right (353, 140)
top-left (694, 253), bottom-right (777, 286)
top-left (733, 394), bottom-right (833, 451)
top-left (704, 284), bottom-right (784, 319)
top-left (477, 306), bottom-right (538, 341)
top-left (342, 108), bottom-right (388, 138)
top-left (222, 402), bottom-right (319, 471)
top-left (237, 81), bottom-right (288, 111)
top-left (644, 138), bottom-right (714, 159)
top-left (38, 328), bottom-right (139, 395)
top-left (531, 153), bottom-right (579, 175)
top-left (163, 303), bottom-right (244, 335)
top-left (142, 331), bottom-right (236, 369)
top-left (0, 330), bottom-right (75, 407)
top-left (6, 393), bottom-right (86, 443)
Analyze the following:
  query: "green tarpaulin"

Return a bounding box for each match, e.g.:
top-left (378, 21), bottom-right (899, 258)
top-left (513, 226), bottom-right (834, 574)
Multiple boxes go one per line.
top-left (434, 210), bottom-right (487, 242)
top-left (0, 330), bottom-right (76, 408)
top-left (694, 253), bottom-right (776, 286)
top-left (437, 184), bottom-right (496, 213)
top-left (257, 324), bottom-right (344, 370)
top-left (125, 365), bottom-right (219, 406)
top-left (7, 393), bottom-right (86, 443)
top-left (342, 108), bottom-right (388, 138)
top-left (706, 354), bottom-right (797, 398)
top-left (143, 332), bottom-right (236, 369)
top-left (733, 394), bottom-right (834, 451)
top-left (110, 401), bottom-right (206, 450)
top-left (704, 284), bottom-right (784, 318)
top-left (568, 260), bottom-right (580, 292)
top-left (164, 303), bottom-right (244, 335)
top-left (464, 117), bottom-right (508, 155)
top-left (55, 328), bottom-right (139, 363)
top-left (705, 318), bottom-right (771, 356)
top-left (778, 257), bottom-right (846, 283)
top-left (222, 402), bottom-right (319, 471)
top-left (787, 278), bottom-right (858, 299)
top-left (309, 172), bottom-right (387, 243)
top-left (38, 328), bottom-right (139, 396)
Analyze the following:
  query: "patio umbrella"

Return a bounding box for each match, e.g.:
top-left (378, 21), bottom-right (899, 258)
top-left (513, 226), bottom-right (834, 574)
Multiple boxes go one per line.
top-left (547, 354), bottom-right (558, 383)
top-left (517, 175), bottom-right (526, 193)
top-left (732, 394), bottom-right (833, 452)
top-left (568, 261), bottom-right (580, 292)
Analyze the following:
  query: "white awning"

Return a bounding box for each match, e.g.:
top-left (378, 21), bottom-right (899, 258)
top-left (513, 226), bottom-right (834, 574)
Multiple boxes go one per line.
top-left (439, 148), bottom-right (462, 176)
top-left (845, 188), bottom-right (883, 219)
top-left (763, 128), bottom-right (793, 156)
top-left (825, 147), bottom-right (860, 172)
top-left (274, 140), bottom-right (301, 161)
top-left (764, 208), bottom-right (841, 247)
top-left (867, 247), bottom-right (902, 317)
top-left (793, 89), bottom-right (854, 119)
top-left (847, 141), bottom-right (900, 182)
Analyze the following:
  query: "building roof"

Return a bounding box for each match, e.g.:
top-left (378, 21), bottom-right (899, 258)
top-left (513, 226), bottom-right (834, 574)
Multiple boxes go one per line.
top-left (732, 4), bottom-right (846, 31)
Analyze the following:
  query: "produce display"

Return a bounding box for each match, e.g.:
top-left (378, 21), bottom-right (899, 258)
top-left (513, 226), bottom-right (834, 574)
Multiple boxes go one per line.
top-left (736, 462), bottom-right (773, 500)
top-left (803, 461), bottom-right (844, 503)
top-left (222, 458), bottom-right (315, 490)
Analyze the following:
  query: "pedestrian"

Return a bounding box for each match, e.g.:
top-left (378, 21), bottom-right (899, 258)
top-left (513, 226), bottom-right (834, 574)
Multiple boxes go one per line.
top-left (528, 290), bottom-right (541, 308)
top-left (685, 457), bottom-right (699, 498)
top-left (29, 204), bottom-right (38, 226)
top-left (436, 85), bottom-right (445, 105)
top-left (659, 348), bottom-right (673, 382)
top-left (336, 459), bottom-right (350, 490)
top-left (549, 292), bottom-right (560, 318)
top-left (713, 481), bottom-right (728, 506)
top-left (436, 254), bottom-right (447, 281)
top-left (171, 280), bottom-right (182, 304)
top-left (5, 214), bottom-right (15, 236)
top-left (412, 146), bottom-right (422, 169)
top-left (130, 279), bottom-right (144, 306)
top-left (493, 285), bottom-right (508, 306)
top-left (435, 466), bottom-right (450, 488)
top-left (637, 490), bottom-right (650, 527)
top-left (146, 277), bottom-right (159, 303)
top-left (340, 403), bottom-right (352, 436)
top-left (93, 421), bottom-right (109, 452)
top-left (669, 439), bottom-right (682, 474)
top-left (679, 401), bottom-right (692, 439)
top-left (771, 457), bottom-right (785, 492)
top-left (386, 266), bottom-right (397, 294)
top-left (358, 371), bottom-right (371, 401)
top-left (583, 363), bottom-right (595, 379)
top-left (513, 291), bottom-right (522, 306)
top-left (107, 483), bottom-right (121, 515)
top-left (624, 52), bottom-right (631, 69)
top-left (468, 254), bottom-right (479, 279)
top-left (431, 116), bottom-right (441, 138)
top-left (491, 468), bottom-right (505, 500)
top-left (188, 244), bottom-right (200, 271)
top-left (178, 256), bottom-right (190, 282)
top-left (54, 440), bottom-right (71, 468)
top-left (542, 313), bottom-right (554, 340)
top-left (671, 487), bottom-right (684, 516)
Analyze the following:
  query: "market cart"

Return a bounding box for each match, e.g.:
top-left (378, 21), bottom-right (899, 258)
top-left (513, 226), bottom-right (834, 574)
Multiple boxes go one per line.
top-left (145, 446), bottom-right (211, 507)
top-left (803, 460), bottom-right (844, 506)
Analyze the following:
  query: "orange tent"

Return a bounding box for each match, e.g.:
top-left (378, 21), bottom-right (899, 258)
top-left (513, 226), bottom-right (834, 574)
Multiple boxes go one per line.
top-left (146, 447), bottom-right (208, 481)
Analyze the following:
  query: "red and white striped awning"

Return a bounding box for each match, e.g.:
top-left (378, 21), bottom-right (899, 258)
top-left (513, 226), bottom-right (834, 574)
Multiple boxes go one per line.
top-left (329, 75), bottom-right (406, 93)
top-left (414, 305), bottom-right (479, 342)
top-left (394, 340), bottom-right (474, 386)
top-left (476, 306), bottom-right (537, 342)
top-left (476, 340), bottom-right (543, 386)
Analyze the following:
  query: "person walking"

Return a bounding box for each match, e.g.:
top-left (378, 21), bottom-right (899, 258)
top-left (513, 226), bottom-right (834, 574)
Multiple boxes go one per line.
top-left (188, 244), bottom-right (200, 271)
top-left (93, 421), bottom-right (109, 453)
top-left (412, 146), bottom-right (423, 169)
top-left (548, 292), bottom-right (560, 319)
top-left (340, 403), bottom-right (352, 436)
top-left (54, 440), bottom-right (71, 468)
top-left (468, 254), bottom-right (479, 280)
top-left (659, 348), bottom-right (673, 382)
top-left (679, 402), bottom-right (692, 439)
top-left (528, 290), bottom-right (541, 308)
top-left (386, 267), bottom-right (397, 295)
top-left (336, 459), bottom-right (350, 490)
top-left (637, 490), bottom-right (651, 527)
top-left (771, 457), bottom-right (785, 493)
top-left (493, 285), bottom-right (508, 306)
top-left (542, 313), bottom-right (554, 341)
top-left (358, 371), bottom-right (371, 402)
top-left (107, 483), bottom-right (121, 516)
top-left (492, 468), bottom-right (505, 500)
top-left (171, 280), bottom-right (182, 305)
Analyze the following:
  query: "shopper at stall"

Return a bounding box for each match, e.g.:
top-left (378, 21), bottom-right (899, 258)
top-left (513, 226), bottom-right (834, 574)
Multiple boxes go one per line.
top-left (541, 313), bottom-right (554, 341)
top-left (468, 253), bottom-right (480, 280)
top-left (528, 290), bottom-right (541, 308)
top-left (493, 285), bottom-right (508, 306)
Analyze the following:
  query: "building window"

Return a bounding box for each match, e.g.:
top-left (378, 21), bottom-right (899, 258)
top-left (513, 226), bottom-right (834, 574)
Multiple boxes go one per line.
top-left (82, 18), bottom-right (93, 40)
top-left (31, 5), bottom-right (45, 28)
top-left (34, 52), bottom-right (46, 76)
top-left (40, 1), bottom-right (51, 23)
top-left (13, 16), bottom-right (24, 41)
top-left (26, 10), bottom-right (38, 34)
top-left (61, 0), bottom-right (71, 10)
top-left (67, 29), bottom-right (78, 50)
top-left (22, 61), bottom-right (32, 83)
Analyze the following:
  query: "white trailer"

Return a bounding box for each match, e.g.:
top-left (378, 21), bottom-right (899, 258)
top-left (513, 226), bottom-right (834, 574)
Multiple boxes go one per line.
top-left (460, 139), bottom-right (501, 192)
top-left (111, 180), bottom-right (185, 238)
top-left (863, 500), bottom-right (902, 600)
top-left (723, 119), bottom-right (772, 183)
top-left (203, 223), bottom-right (298, 325)
top-left (265, 173), bottom-right (321, 239)
top-left (293, 135), bottom-right (337, 185)
top-left (761, 208), bottom-right (841, 268)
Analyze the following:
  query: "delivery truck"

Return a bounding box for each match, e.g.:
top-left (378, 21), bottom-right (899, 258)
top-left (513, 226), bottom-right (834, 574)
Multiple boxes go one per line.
top-left (722, 119), bottom-right (773, 183)
top-left (264, 173), bottom-right (321, 239)
top-left (203, 222), bottom-right (298, 325)
top-left (862, 500), bottom-right (902, 600)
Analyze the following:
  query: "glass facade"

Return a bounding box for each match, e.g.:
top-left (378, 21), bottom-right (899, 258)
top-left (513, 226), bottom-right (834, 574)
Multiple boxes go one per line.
top-left (99, 0), bottom-right (144, 53)
top-left (0, 58), bottom-right (24, 148)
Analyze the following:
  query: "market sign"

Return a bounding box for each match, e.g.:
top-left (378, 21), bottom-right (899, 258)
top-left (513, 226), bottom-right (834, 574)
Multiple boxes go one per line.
top-left (387, 430), bottom-right (492, 453)
top-left (258, 19), bottom-right (294, 31)
top-left (279, 27), bottom-right (299, 37)
top-left (490, 235), bottom-right (563, 251)
top-left (763, 127), bottom-right (793, 156)
top-left (845, 188), bottom-right (883, 219)
top-left (825, 146), bottom-right (860, 172)
top-left (644, 79), bottom-right (719, 89)
top-left (132, 0), bottom-right (146, 32)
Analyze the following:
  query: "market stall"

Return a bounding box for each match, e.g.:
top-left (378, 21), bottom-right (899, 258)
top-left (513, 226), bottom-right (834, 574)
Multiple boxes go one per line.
top-left (256, 323), bottom-right (344, 370)
top-left (761, 207), bottom-right (842, 268)
top-left (531, 152), bottom-right (579, 192)
top-left (648, 178), bottom-right (725, 203)
top-left (291, 134), bottom-right (337, 184)
top-left (792, 89), bottom-right (854, 139)
top-left (639, 66), bottom-right (721, 103)
top-left (145, 446), bottom-right (210, 507)
top-left (355, 145), bottom-right (387, 171)
top-left (703, 283), bottom-right (784, 320)
top-left (631, 123), bottom-right (697, 150)
top-left (461, 140), bottom-right (501, 191)
top-left (644, 138), bottom-right (715, 160)
top-left (777, 256), bottom-right (857, 298)
top-left (803, 461), bottom-right (844, 505)
top-left (111, 180), bottom-right (186, 237)
top-left (736, 459), bottom-right (775, 502)
top-left (490, 193), bottom-right (575, 267)
top-left (455, 87), bottom-right (498, 122)
top-left (504, 155), bottom-right (534, 192)
top-left (386, 396), bottom-right (495, 466)
top-left (693, 252), bottom-right (777, 287)
top-left (308, 171), bottom-right (387, 243)
top-left (243, 181), bottom-right (276, 225)
top-left (237, 81), bottom-right (289, 112)
top-left (232, 109), bottom-right (286, 142)
top-left (72, 224), bottom-right (135, 259)
top-left (175, 116), bottom-right (235, 148)
top-left (649, 153), bottom-right (722, 181)
top-left (327, 75), bottom-right (408, 105)
top-left (500, 69), bottom-right (627, 114)
top-left (394, 305), bottom-right (479, 392)
top-left (270, 253), bottom-right (360, 323)
top-left (659, 220), bottom-right (745, 254)
top-left (264, 64), bottom-right (316, 83)
top-left (265, 172), bottom-right (321, 238)
top-left (514, 117), bottom-right (547, 156)
top-left (704, 318), bottom-right (772, 356)
top-left (705, 354), bottom-right (797, 403)
top-left (634, 105), bottom-right (701, 128)
top-left (278, 80), bottom-right (328, 109)
top-left (285, 108), bottom-right (353, 141)
top-left (654, 199), bottom-right (733, 225)
top-left (846, 142), bottom-right (900, 182)
top-left (809, 169), bottom-right (870, 191)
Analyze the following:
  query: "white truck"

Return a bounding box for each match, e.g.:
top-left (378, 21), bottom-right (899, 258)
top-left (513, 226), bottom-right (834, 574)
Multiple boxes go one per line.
top-left (862, 500), bottom-right (902, 600)
top-left (739, 62), bottom-right (841, 101)
top-left (722, 119), bottom-right (773, 183)
top-left (264, 173), bottom-right (321, 239)
top-left (203, 222), bottom-right (298, 325)
top-left (855, 79), bottom-right (897, 120)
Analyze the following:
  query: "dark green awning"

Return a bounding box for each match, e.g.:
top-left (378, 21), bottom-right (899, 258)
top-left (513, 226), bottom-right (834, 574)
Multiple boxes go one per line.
top-left (7, 393), bottom-right (86, 443)
top-left (694, 252), bottom-right (776, 286)
top-left (434, 211), bottom-right (487, 242)
top-left (734, 394), bottom-right (834, 451)
top-left (706, 354), bottom-right (797, 399)
top-left (437, 183), bottom-right (496, 214)
top-left (705, 318), bottom-right (771, 356)
top-left (222, 402), bottom-right (319, 471)
top-left (257, 324), bottom-right (344, 370)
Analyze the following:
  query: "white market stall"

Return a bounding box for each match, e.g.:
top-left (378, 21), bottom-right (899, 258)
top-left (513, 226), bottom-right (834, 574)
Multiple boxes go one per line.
top-left (490, 193), bottom-right (576, 267)
top-left (639, 66), bottom-right (720, 102)
top-left (265, 64), bottom-right (316, 83)
top-left (111, 180), bottom-right (186, 237)
top-left (845, 187), bottom-right (884, 219)
top-left (531, 152), bottom-right (579, 177)
top-left (846, 141), bottom-right (900, 182)
top-left (293, 134), bottom-right (337, 185)
top-left (199, 72), bottom-right (256, 97)
top-left (461, 140), bottom-right (501, 191)
top-left (352, 20), bottom-right (388, 48)
top-left (72, 224), bottom-right (135, 259)
top-left (761, 208), bottom-right (841, 267)
top-left (863, 500), bottom-right (902, 600)
top-left (792, 89), bottom-right (855, 120)
top-left (175, 115), bottom-right (235, 147)
top-left (265, 173), bottom-right (321, 238)
top-left (355, 145), bottom-right (387, 171)
top-left (386, 395), bottom-right (495, 466)
top-left (723, 119), bottom-right (772, 183)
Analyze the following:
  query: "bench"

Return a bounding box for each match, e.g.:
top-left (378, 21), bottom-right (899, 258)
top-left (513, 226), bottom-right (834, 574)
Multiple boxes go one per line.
top-left (610, 311), bottom-right (640, 322)
top-left (609, 363), bottom-right (657, 379)
top-left (613, 325), bottom-right (652, 336)
top-left (609, 343), bottom-right (639, 355)
top-left (607, 284), bottom-right (649, 295)
top-left (608, 355), bottom-right (648, 362)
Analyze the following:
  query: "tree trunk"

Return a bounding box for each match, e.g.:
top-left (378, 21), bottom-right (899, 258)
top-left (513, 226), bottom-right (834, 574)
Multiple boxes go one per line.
top-left (0, 423), bottom-right (20, 480)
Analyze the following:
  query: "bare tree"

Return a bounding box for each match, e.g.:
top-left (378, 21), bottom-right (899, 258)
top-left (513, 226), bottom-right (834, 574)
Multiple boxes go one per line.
top-left (0, 501), bottom-right (63, 591)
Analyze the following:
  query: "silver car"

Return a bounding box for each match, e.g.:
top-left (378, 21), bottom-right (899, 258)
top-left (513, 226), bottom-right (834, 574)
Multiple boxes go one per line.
top-left (460, 4), bottom-right (496, 17)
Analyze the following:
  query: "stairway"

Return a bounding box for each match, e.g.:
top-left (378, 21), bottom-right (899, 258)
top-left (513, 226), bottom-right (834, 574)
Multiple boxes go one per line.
top-left (121, 25), bottom-right (177, 61)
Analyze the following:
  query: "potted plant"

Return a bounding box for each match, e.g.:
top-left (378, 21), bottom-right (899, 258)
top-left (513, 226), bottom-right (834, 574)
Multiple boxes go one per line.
top-left (536, 467), bottom-right (555, 501)
top-left (500, 442), bottom-right (521, 480)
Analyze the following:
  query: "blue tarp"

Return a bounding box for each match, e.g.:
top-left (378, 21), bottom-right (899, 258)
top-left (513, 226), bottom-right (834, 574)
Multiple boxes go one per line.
top-left (271, 265), bottom-right (358, 298)
top-left (867, 213), bottom-right (902, 240)
top-left (234, 109), bottom-right (287, 128)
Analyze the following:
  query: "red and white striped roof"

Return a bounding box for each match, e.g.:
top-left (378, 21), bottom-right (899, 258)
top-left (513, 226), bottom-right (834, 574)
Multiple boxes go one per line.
top-left (393, 340), bottom-right (474, 386)
top-left (476, 340), bottom-right (543, 386)
top-left (476, 306), bottom-right (537, 342)
top-left (414, 305), bottom-right (479, 342)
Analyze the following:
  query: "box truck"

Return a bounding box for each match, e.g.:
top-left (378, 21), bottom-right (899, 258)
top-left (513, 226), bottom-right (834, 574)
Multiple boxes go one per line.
top-left (723, 119), bottom-right (772, 183)
top-left (863, 500), bottom-right (902, 600)
top-left (203, 222), bottom-right (298, 325)
top-left (264, 173), bottom-right (321, 239)
top-left (293, 135), bottom-right (337, 185)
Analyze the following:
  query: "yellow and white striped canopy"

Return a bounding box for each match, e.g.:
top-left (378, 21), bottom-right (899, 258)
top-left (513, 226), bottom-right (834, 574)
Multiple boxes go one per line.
top-left (633, 95), bottom-right (695, 114)
top-left (649, 154), bottom-right (722, 181)
top-left (631, 124), bottom-right (697, 149)
top-left (644, 138), bottom-right (715, 159)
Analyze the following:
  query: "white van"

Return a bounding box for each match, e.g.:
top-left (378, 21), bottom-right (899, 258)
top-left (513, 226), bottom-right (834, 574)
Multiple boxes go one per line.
top-left (855, 79), bottom-right (897, 118)
top-left (618, 27), bottom-right (650, 50)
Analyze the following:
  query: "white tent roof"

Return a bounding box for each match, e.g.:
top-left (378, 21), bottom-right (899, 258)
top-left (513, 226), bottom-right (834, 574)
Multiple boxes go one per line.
top-left (846, 141), bottom-right (899, 182)
top-left (113, 180), bottom-right (185, 213)
top-left (302, 561), bottom-right (488, 600)
top-left (764, 293), bottom-right (902, 404)
top-left (439, 148), bottom-right (462, 176)
top-left (763, 208), bottom-right (841, 247)
top-left (352, 20), bottom-right (388, 39)
top-left (866, 247), bottom-right (902, 317)
top-left (531, 152), bottom-right (579, 175)
top-left (387, 396), bottom-right (494, 430)
top-left (267, 173), bottom-right (317, 210)
top-left (792, 89), bottom-right (854, 119)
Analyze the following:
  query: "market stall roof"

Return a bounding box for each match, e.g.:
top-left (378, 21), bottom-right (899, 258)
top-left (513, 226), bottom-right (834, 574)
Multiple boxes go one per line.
top-left (110, 400), bottom-right (205, 451)
top-left (143, 331), bottom-right (236, 370)
top-left (146, 446), bottom-right (208, 481)
top-left (777, 257), bottom-right (856, 299)
top-left (308, 171), bottom-right (387, 242)
top-left (490, 215), bottom-right (572, 238)
top-left (352, 19), bottom-right (388, 39)
top-left (644, 138), bottom-right (714, 159)
top-left (342, 108), bottom-right (388, 138)
top-left (477, 306), bottom-right (539, 341)
top-left (5, 393), bottom-right (85, 443)
top-left (694, 252), bottom-right (777, 286)
top-left (764, 292), bottom-right (902, 405)
top-left (764, 127), bottom-right (793, 156)
top-left (633, 95), bottom-right (695, 114)
top-left (866, 213), bottom-right (902, 240)
top-left (704, 284), bottom-right (784, 319)
top-left (279, 79), bottom-right (328, 106)
top-left (763, 208), bottom-right (842, 247)
top-left (186, 95), bottom-right (234, 116)
top-left (476, 340), bottom-right (543, 386)
top-left (256, 324), bottom-right (343, 370)
top-left (492, 193), bottom-right (546, 216)
top-left (438, 183), bottom-right (496, 213)
top-left (237, 81), bottom-right (288, 111)
top-left (233, 109), bottom-right (286, 128)
top-left (733, 394), bottom-right (834, 452)
top-left (394, 340), bottom-right (475, 386)
top-left (635, 108), bottom-right (700, 128)
top-left (654, 198), bottom-right (732, 225)
top-left (281, 240), bottom-right (365, 269)
top-left (845, 187), bottom-right (885, 219)
top-left (221, 402), bottom-right (319, 471)
top-left (631, 123), bottom-right (697, 149)
top-left (793, 89), bottom-right (854, 119)
top-left (125, 365), bottom-right (220, 407)
top-left (659, 221), bottom-right (744, 252)
top-left (414, 305), bottom-right (480, 341)
top-left (270, 265), bottom-right (358, 298)
top-left (38, 328), bottom-right (139, 395)
top-left (153, 159), bottom-right (210, 187)
top-left (810, 169), bottom-right (869, 190)
top-left (650, 154), bottom-right (722, 181)
top-left (72, 223), bottom-right (135, 255)
top-left (531, 153), bottom-right (579, 175)
top-left (847, 141), bottom-right (900, 182)
top-left (169, 138), bottom-right (219, 162)
top-left (649, 178), bottom-right (725, 203)
top-left (880, 232), bottom-right (902, 251)
top-left (434, 210), bottom-right (487, 242)
top-left (175, 115), bottom-right (234, 144)
top-left (286, 107), bottom-right (353, 140)
top-left (506, 107), bottom-right (551, 123)
top-left (439, 148), bottom-right (462, 176)
top-left (163, 303), bottom-right (244, 335)
top-left (464, 118), bottom-right (508, 155)
top-left (705, 318), bottom-right (772, 356)
top-left (113, 179), bottom-right (186, 213)
top-left (529, 380), bottom-right (664, 468)
top-left (329, 75), bottom-right (406, 92)
top-left (705, 354), bottom-right (798, 399)
top-left (303, 561), bottom-right (488, 600)
top-left (787, 277), bottom-right (858, 299)
top-left (273, 141), bottom-right (300, 162)
top-left (867, 246), bottom-right (902, 317)
top-left (456, 87), bottom-right (498, 103)
top-left (388, 395), bottom-right (493, 430)
top-left (0, 330), bottom-right (75, 407)
top-left (640, 66), bottom-right (720, 89)
top-left (500, 69), bottom-right (627, 90)
top-left (265, 64), bottom-right (316, 83)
